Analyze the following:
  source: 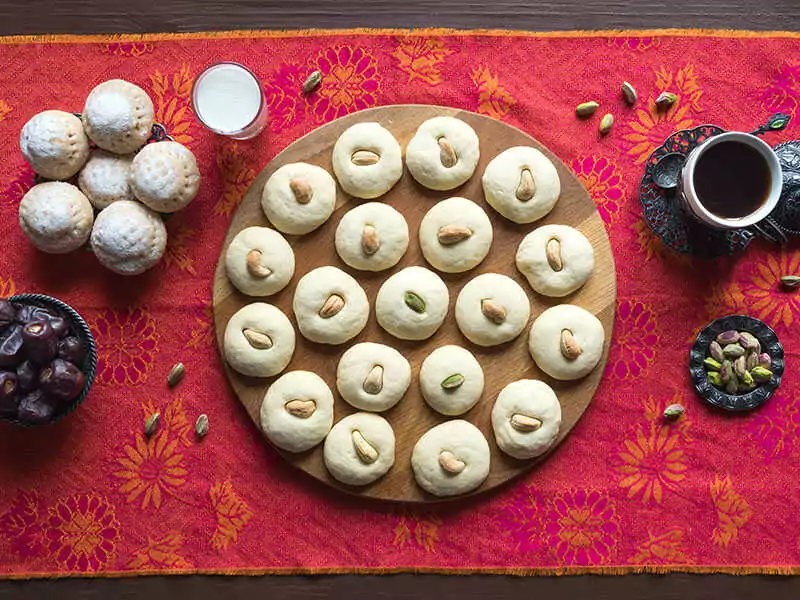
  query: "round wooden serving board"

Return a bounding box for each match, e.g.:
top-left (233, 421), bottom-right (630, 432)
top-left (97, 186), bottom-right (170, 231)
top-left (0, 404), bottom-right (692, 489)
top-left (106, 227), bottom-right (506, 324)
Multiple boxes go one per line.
top-left (213, 105), bottom-right (616, 503)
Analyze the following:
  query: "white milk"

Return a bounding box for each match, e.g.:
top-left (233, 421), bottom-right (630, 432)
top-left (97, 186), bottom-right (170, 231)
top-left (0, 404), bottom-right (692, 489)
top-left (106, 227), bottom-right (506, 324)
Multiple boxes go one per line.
top-left (193, 63), bottom-right (262, 134)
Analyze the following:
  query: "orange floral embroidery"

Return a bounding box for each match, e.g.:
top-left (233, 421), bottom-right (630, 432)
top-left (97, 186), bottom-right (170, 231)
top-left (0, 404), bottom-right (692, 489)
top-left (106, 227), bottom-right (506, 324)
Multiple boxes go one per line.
top-left (608, 37), bottom-right (660, 52)
top-left (623, 100), bottom-right (694, 165)
top-left (631, 527), bottom-right (691, 564)
top-left (210, 480), bottom-right (253, 552)
top-left (0, 99), bottom-right (11, 121)
top-left (186, 299), bottom-right (214, 350)
top-left (570, 155), bottom-right (624, 225)
top-left (91, 307), bottom-right (159, 386)
top-left (711, 475), bottom-right (753, 547)
top-left (126, 531), bottom-right (192, 569)
top-left (615, 423), bottom-right (687, 505)
top-left (393, 512), bottom-right (442, 552)
top-left (310, 46), bottom-right (380, 123)
top-left (655, 63), bottom-right (703, 112)
top-left (163, 225), bottom-right (198, 275)
top-left (214, 142), bottom-right (256, 217)
top-left (643, 393), bottom-right (693, 442)
top-left (45, 493), bottom-right (119, 571)
top-left (142, 395), bottom-right (193, 448)
top-left (0, 274), bottom-right (16, 297)
top-left (102, 42), bottom-right (154, 58)
top-left (470, 66), bottom-right (515, 119)
top-left (114, 431), bottom-right (188, 510)
top-left (545, 489), bottom-right (619, 565)
top-left (393, 37), bottom-right (455, 85)
top-left (149, 65), bottom-right (195, 146)
top-left (606, 299), bottom-right (660, 379)
top-left (707, 251), bottom-right (800, 330)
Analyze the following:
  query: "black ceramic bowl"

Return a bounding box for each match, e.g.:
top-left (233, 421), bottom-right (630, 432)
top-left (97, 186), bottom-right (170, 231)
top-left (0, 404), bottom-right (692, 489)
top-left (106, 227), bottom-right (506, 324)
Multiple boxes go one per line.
top-left (3, 294), bottom-right (97, 426)
top-left (689, 315), bottom-right (784, 412)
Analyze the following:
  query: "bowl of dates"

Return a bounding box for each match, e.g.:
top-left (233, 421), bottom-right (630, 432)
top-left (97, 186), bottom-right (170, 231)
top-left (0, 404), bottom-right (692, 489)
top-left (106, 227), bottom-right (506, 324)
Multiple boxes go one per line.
top-left (0, 294), bottom-right (97, 426)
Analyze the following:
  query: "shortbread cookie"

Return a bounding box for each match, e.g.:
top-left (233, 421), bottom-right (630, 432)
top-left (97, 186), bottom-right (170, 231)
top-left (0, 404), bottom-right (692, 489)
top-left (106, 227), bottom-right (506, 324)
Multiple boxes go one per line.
top-left (262, 163), bottom-right (337, 235)
top-left (376, 266), bottom-right (449, 341)
top-left (405, 117), bottom-right (480, 190)
top-left (419, 197), bottom-right (493, 273)
top-left (20, 110), bottom-right (90, 180)
top-left (482, 146), bottom-right (561, 224)
top-left (224, 302), bottom-right (295, 378)
top-left (82, 79), bottom-right (155, 154)
top-left (411, 420), bottom-right (490, 497)
top-left (337, 342), bottom-right (411, 412)
top-left (19, 182), bottom-right (94, 254)
top-left (419, 345), bottom-right (484, 416)
top-left (130, 141), bottom-right (200, 213)
top-left (332, 122), bottom-right (403, 199)
top-left (335, 202), bottom-right (409, 271)
top-left (492, 379), bottom-right (562, 459)
top-left (225, 227), bottom-right (295, 297)
top-left (260, 370), bottom-right (334, 453)
top-left (293, 266), bottom-right (369, 345)
top-left (78, 150), bottom-right (135, 210)
top-left (90, 200), bottom-right (166, 275)
top-left (324, 412), bottom-right (395, 486)
top-left (528, 304), bottom-right (604, 380)
top-left (516, 225), bottom-right (594, 297)
top-left (455, 273), bottom-right (530, 346)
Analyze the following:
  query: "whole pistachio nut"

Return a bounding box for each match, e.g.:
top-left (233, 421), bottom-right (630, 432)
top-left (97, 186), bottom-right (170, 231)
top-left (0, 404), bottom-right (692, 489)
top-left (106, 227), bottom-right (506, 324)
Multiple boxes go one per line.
top-left (663, 403), bottom-right (684, 420)
top-left (741, 370), bottom-right (755, 387)
top-left (716, 330), bottom-right (740, 345)
top-left (723, 344), bottom-right (746, 359)
top-left (621, 81), bottom-right (637, 105)
top-left (725, 372), bottom-right (739, 394)
top-left (758, 353), bottom-right (772, 369)
top-left (780, 275), bottom-right (800, 289)
top-left (704, 357), bottom-right (722, 371)
top-left (720, 360), bottom-right (733, 384)
top-left (745, 350), bottom-right (759, 371)
top-left (738, 331), bottom-right (760, 352)
top-left (709, 340), bottom-right (724, 362)
top-left (751, 366), bottom-right (773, 383)
top-left (734, 355), bottom-right (747, 378)
top-left (707, 371), bottom-right (723, 387)
top-left (575, 101), bottom-right (599, 118)
top-left (655, 91), bottom-right (677, 109)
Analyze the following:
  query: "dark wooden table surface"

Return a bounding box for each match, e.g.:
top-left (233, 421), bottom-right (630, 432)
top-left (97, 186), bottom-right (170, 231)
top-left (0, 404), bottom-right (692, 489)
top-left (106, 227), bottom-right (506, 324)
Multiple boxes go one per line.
top-left (2, 1), bottom-right (800, 598)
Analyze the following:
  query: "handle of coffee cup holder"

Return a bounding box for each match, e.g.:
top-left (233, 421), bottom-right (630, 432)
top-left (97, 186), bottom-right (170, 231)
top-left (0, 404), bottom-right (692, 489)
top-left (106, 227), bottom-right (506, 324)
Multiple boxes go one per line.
top-left (752, 217), bottom-right (788, 245)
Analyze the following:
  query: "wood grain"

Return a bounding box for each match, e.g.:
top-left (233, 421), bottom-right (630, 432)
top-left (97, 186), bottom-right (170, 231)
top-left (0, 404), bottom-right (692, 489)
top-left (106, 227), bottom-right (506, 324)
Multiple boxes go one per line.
top-left (212, 105), bottom-right (616, 502)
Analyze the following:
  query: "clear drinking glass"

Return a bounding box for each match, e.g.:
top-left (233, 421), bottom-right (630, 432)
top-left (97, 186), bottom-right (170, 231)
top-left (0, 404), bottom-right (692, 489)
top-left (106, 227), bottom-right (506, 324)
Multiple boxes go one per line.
top-left (191, 62), bottom-right (268, 140)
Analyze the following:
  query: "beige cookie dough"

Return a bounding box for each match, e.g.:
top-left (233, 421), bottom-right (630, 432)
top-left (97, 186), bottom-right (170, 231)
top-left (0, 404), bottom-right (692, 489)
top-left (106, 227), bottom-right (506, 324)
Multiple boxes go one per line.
top-left (224, 302), bottom-right (295, 378)
top-left (293, 266), bottom-right (369, 345)
top-left (130, 141), bottom-right (200, 213)
top-left (528, 304), bottom-right (604, 380)
top-left (90, 200), bottom-right (166, 275)
top-left (516, 225), bottom-right (594, 297)
top-left (82, 79), bottom-right (155, 154)
top-left (335, 202), bottom-right (409, 271)
top-left (455, 273), bottom-right (530, 347)
top-left (260, 370), bottom-right (334, 453)
top-left (337, 342), bottom-right (411, 412)
top-left (376, 266), bottom-right (449, 341)
top-left (262, 162), bottom-right (337, 235)
top-left (492, 379), bottom-right (562, 459)
top-left (78, 150), bottom-right (135, 210)
top-left (225, 227), bottom-right (295, 297)
top-left (482, 146), bottom-right (561, 224)
top-left (19, 182), bottom-right (94, 254)
top-left (324, 412), bottom-right (396, 486)
top-left (419, 197), bottom-right (493, 273)
top-left (419, 345), bottom-right (484, 416)
top-left (20, 110), bottom-right (90, 180)
top-left (332, 122), bottom-right (403, 199)
top-left (405, 116), bottom-right (480, 190)
top-left (411, 420), bottom-right (491, 497)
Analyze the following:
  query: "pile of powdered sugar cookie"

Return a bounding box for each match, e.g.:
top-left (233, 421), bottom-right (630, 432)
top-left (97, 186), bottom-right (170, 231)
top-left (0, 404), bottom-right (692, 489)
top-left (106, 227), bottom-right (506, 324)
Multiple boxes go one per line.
top-left (17, 79), bottom-right (200, 275)
top-left (223, 116), bottom-right (606, 498)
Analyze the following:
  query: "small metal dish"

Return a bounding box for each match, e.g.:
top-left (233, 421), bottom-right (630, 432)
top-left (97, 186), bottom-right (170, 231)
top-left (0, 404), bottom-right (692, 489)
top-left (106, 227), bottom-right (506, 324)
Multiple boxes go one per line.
top-left (689, 315), bottom-right (784, 412)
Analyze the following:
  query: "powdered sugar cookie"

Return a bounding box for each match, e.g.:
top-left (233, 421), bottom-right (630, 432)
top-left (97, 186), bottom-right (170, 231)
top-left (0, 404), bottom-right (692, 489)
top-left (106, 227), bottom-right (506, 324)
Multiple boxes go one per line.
top-left (20, 110), bottom-right (89, 180)
top-left (334, 202), bottom-right (409, 271)
top-left (225, 227), bottom-right (295, 297)
top-left (405, 117), bottom-right (480, 190)
top-left (419, 197), bottom-right (493, 273)
top-left (260, 370), bottom-right (334, 453)
top-left (324, 412), bottom-right (395, 486)
top-left (336, 342), bottom-right (411, 412)
top-left (19, 182), bottom-right (93, 254)
top-left (419, 345), bottom-right (484, 416)
top-left (78, 149), bottom-right (135, 210)
top-left (528, 304), bottom-right (604, 380)
top-left (293, 266), bottom-right (369, 345)
top-left (516, 225), bottom-right (594, 297)
top-left (130, 141), bottom-right (200, 213)
top-left (411, 420), bottom-right (490, 497)
top-left (492, 379), bottom-right (561, 459)
top-left (90, 200), bottom-right (166, 275)
top-left (332, 122), bottom-right (403, 199)
top-left (482, 146), bottom-right (561, 224)
top-left (455, 273), bottom-right (531, 347)
top-left (262, 163), bottom-right (337, 235)
top-left (82, 79), bottom-right (155, 154)
top-left (376, 266), bottom-right (449, 341)
top-left (224, 302), bottom-right (295, 378)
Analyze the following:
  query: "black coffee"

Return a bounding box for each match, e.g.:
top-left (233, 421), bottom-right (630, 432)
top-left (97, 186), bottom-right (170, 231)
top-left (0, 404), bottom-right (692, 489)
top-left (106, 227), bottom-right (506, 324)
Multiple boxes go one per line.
top-left (693, 141), bottom-right (771, 219)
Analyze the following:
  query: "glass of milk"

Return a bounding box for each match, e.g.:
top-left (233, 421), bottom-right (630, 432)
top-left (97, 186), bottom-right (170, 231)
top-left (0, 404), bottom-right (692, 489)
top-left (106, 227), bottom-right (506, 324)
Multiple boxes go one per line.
top-left (191, 62), bottom-right (268, 140)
